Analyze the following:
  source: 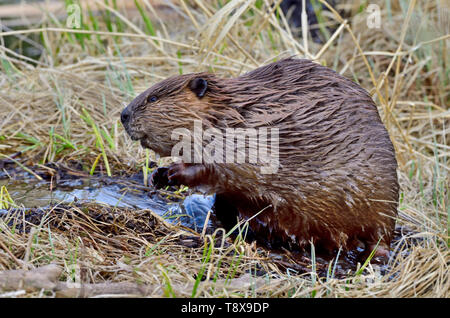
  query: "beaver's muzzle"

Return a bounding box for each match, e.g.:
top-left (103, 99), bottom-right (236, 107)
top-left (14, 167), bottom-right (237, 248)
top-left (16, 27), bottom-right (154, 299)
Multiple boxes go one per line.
top-left (120, 106), bottom-right (146, 141)
top-left (120, 105), bottom-right (136, 139)
top-left (120, 106), bottom-right (131, 127)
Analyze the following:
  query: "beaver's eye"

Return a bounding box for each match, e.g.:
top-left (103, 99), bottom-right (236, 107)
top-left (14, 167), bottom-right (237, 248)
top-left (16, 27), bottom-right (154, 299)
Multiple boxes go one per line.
top-left (148, 95), bottom-right (158, 103)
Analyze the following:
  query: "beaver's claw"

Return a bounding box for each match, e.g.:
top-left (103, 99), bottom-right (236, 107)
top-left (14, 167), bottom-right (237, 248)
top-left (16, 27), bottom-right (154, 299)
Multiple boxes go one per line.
top-left (150, 167), bottom-right (178, 189)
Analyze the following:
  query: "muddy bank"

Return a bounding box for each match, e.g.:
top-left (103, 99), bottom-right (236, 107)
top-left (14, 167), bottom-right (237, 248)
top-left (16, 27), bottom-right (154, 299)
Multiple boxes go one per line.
top-left (0, 161), bottom-right (419, 279)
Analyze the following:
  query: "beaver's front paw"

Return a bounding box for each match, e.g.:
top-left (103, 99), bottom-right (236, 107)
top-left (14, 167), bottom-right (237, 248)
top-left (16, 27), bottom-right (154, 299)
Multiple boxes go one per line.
top-left (167, 163), bottom-right (206, 187)
top-left (150, 167), bottom-right (178, 189)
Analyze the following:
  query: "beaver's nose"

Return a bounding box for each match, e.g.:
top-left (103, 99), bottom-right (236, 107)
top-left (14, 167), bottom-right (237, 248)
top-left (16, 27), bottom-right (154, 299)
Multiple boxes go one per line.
top-left (120, 107), bottom-right (131, 125)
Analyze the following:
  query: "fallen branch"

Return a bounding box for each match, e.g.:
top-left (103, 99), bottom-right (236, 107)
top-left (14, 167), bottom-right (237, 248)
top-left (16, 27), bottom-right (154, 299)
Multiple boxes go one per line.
top-left (0, 264), bottom-right (61, 292)
top-left (0, 264), bottom-right (269, 297)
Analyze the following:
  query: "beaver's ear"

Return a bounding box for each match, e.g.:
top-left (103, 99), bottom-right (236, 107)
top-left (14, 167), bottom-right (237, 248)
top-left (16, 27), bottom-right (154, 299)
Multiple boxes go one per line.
top-left (189, 78), bottom-right (208, 98)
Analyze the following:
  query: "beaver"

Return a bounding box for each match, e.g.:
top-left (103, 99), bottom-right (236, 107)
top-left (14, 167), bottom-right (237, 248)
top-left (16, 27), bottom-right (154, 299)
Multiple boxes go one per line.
top-left (121, 58), bottom-right (399, 260)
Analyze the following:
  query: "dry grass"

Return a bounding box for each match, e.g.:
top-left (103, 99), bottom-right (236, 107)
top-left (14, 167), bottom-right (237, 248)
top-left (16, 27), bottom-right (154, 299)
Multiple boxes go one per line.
top-left (0, 0), bottom-right (448, 297)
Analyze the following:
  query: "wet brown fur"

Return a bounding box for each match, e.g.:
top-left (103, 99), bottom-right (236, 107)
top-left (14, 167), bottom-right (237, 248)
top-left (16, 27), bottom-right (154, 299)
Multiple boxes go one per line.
top-left (122, 58), bottom-right (399, 256)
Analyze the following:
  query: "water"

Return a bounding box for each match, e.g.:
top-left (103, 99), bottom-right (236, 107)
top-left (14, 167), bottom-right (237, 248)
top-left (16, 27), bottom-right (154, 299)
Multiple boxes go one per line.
top-left (0, 169), bottom-right (215, 232)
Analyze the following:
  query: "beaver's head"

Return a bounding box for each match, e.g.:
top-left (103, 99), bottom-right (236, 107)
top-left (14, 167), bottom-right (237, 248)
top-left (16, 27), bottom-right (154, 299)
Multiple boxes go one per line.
top-left (121, 73), bottom-right (229, 157)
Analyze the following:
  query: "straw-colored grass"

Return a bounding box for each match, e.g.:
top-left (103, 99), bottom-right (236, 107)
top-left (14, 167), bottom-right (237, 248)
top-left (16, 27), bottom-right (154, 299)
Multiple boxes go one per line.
top-left (0, 0), bottom-right (448, 297)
